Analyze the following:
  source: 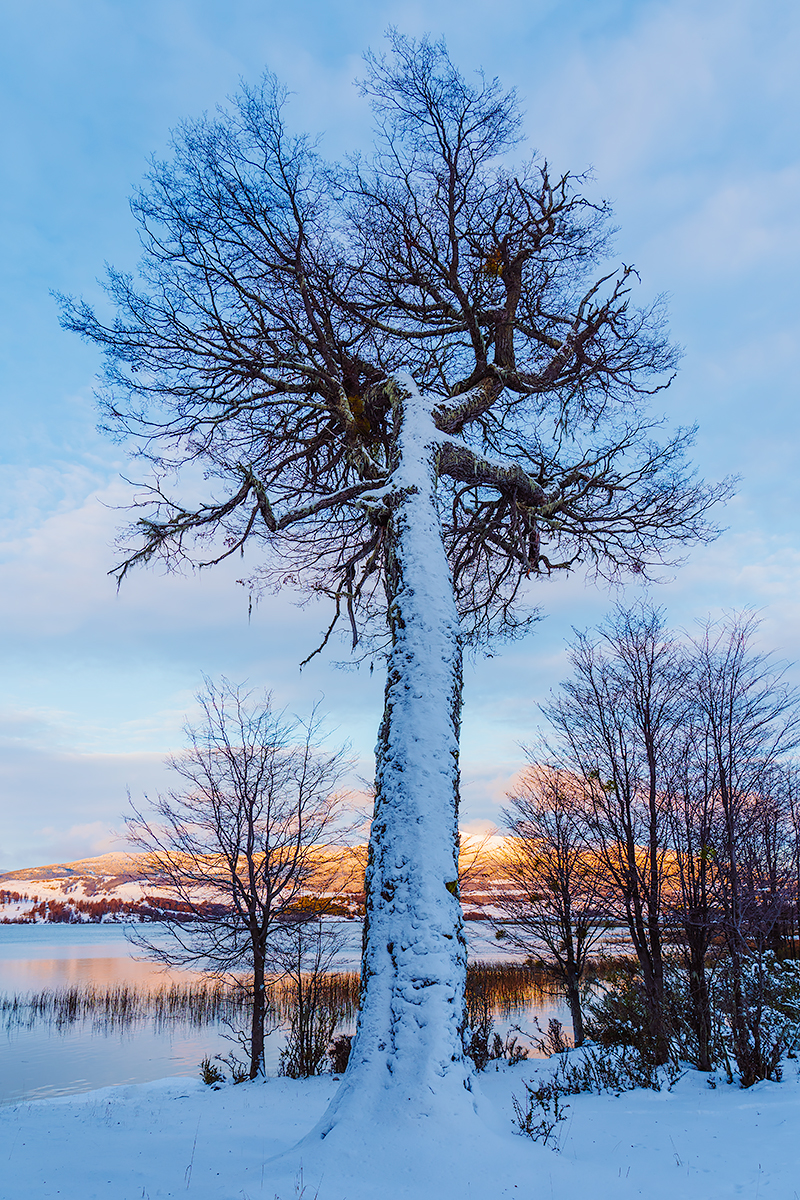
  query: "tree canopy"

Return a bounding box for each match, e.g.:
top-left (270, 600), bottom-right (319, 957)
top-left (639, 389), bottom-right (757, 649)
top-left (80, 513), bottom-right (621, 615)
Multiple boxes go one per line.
top-left (60, 32), bottom-right (729, 652)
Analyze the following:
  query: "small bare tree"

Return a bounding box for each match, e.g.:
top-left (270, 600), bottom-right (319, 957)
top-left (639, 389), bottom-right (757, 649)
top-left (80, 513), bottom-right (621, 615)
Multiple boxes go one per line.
top-left (498, 763), bottom-right (604, 1044)
top-left (127, 678), bottom-right (350, 1079)
top-left (663, 718), bottom-right (721, 1071)
top-left (276, 918), bottom-right (350, 1079)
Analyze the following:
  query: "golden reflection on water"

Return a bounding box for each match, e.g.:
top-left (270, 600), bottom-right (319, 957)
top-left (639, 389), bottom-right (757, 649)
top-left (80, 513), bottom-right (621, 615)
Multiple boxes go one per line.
top-left (1, 959), bottom-right (564, 1037)
top-left (1, 954), bottom-right (204, 993)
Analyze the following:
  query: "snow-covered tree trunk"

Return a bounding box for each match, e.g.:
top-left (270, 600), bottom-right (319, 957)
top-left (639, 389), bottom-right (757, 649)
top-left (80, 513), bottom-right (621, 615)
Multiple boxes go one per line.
top-left (317, 376), bottom-right (470, 1131)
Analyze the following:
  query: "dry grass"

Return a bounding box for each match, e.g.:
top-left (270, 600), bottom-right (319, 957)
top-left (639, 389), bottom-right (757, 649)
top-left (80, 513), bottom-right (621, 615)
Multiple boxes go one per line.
top-left (466, 961), bottom-right (560, 1018)
top-left (1, 980), bottom-right (246, 1032)
top-left (1, 961), bottom-right (569, 1035)
top-left (0, 971), bottom-right (361, 1034)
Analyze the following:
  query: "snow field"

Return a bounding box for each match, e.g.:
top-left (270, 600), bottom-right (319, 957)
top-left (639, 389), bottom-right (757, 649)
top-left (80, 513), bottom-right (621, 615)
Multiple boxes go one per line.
top-left (3, 1058), bottom-right (799, 1199)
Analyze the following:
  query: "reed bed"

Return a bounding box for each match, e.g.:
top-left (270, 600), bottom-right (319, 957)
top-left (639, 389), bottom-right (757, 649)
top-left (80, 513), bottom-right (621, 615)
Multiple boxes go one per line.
top-left (270, 971), bottom-right (361, 1025)
top-left (466, 961), bottom-right (561, 1019)
top-left (0, 972), bottom-right (360, 1035)
top-left (0, 980), bottom-right (249, 1033)
top-left (1, 962), bottom-right (562, 1036)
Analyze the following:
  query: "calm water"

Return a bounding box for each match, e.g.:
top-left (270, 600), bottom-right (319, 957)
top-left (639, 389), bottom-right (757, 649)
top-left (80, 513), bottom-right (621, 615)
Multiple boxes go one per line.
top-left (0, 925), bottom-right (231, 1105)
top-left (0, 923), bottom-right (568, 1105)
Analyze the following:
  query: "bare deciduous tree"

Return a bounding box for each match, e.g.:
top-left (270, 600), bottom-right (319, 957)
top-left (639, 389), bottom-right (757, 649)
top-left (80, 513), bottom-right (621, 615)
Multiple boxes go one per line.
top-left (544, 607), bottom-right (800, 1083)
top-left (127, 678), bottom-right (349, 1079)
top-left (688, 614), bottom-right (800, 1084)
top-left (276, 918), bottom-right (350, 1080)
top-left (498, 764), bottom-right (605, 1044)
top-left (59, 34), bottom-right (730, 1126)
top-left (663, 715), bottom-right (720, 1071)
top-left (545, 605), bottom-right (688, 1063)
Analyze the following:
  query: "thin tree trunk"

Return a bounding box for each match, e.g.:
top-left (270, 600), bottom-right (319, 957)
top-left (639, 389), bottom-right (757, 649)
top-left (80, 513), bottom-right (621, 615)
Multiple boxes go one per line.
top-left (639, 959), bottom-right (670, 1065)
top-left (624, 860), bottom-right (670, 1064)
top-left (687, 929), bottom-right (712, 1072)
top-left (318, 377), bottom-right (468, 1130)
top-left (561, 917), bottom-right (585, 1046)
top-left (250, 947), bottom-right (266, 1079)
top-left (566, 974), bottom-right (584, 1046)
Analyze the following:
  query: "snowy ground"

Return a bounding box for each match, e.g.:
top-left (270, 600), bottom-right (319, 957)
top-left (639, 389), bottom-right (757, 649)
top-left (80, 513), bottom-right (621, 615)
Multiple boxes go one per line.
top-left (3, 1055), bottom-right (799, 1199)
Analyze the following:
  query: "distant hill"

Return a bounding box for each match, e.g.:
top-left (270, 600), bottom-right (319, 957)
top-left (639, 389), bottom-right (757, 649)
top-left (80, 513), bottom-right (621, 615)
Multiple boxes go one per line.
top-left (0, 853), bottom-right (179, 921)
top-left (1, 852), bottom-right (159, 892)
top-left (0, 849), bottom-right (368, 923)
top-left (0, 840), bottom-right (502, 924)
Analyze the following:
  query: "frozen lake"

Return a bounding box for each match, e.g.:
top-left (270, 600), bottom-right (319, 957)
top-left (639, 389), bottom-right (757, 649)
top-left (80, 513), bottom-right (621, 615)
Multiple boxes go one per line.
top-left (0, 923), bottom-right (568, 1104)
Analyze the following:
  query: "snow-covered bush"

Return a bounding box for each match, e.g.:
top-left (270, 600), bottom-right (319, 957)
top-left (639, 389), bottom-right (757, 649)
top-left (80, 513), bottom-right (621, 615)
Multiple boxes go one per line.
top-left (552, 1043), bottom-right (681, 1094)
top-left (585, 951), bottom-right (800, 1086)
top-left (717, 951), bottom-right (800, 1086)
top-left (513, 1040), bottom-right (682, 1147)
top-left (199, 1057), bottom-right (225, 1087)
top-left (584, 958), bottom-right (669, 1065)
top-left (327, 1033), bottom-right (352, 1075)
top-left (588, 956), bottom-right (728, 1071)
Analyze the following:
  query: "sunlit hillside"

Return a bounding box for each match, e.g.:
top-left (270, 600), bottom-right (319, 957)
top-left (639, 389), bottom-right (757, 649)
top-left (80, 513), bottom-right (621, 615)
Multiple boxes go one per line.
top-left (0, 839), bottom-right (509, 923)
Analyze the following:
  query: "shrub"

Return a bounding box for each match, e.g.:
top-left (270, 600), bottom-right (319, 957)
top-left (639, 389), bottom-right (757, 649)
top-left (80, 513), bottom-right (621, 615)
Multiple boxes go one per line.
top-left (535, 1017), bottom-right (571, 1057)
top-left (584, 959), bottom-right (658, 1059)
top-left (464, 966), bottom-right (531, 1071)
top-left (327, 1033), bottom-right (352, 1075)
top-left (199, 1056), bottom-right (225, 1086)
top-left (279, 994), bottom-right (341, 1079)
top-left (512, 1078), bottom-right (570, 1147)
top-left (550, 1043), bottom-right (682, 1095)
top-left (717, 952), bottom-right (800, 1086)
top-left (585, 958), bottom-right (711, 1070)
top-left (513, 1039), bottom-right (683, 1143)
top-left (586, 951), bottom-right (800, 1086)
top-left (216, 1051), bottom-right (250, 1083)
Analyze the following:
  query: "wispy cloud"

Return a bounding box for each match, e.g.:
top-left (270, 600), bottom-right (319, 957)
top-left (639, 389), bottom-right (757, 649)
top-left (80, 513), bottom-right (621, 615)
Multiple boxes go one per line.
top-left (0, 741), bottom-right (169, 870)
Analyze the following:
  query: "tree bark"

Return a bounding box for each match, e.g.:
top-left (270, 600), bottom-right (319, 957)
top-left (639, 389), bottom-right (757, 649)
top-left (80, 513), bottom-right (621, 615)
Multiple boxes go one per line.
top-left (565, 971), bottom-right (585, 1046)
top-left (317, 376), bottom-right (470, 1131)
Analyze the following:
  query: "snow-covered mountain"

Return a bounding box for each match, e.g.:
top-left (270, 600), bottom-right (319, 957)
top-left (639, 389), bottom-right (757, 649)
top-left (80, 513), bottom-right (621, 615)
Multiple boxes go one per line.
top-left (0, 853), bottom-right (175, 920)
top-left (0, 852), bottom-right (161, 903)
top-left (0, 849), bottom-right (368, 922)
top-left (0, 844), bottom-right (498, 922)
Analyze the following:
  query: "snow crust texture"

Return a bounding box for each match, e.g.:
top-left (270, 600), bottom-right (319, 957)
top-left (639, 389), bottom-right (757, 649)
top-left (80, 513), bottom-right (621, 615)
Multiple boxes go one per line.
top-left (323, 378), bottom-right (471, 1129)
top-left (4, 1061), bottom-right (800, 1199)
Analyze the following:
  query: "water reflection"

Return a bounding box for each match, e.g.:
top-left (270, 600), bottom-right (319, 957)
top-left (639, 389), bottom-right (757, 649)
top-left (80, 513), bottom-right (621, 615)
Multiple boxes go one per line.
top-left (0, 925), bottom-right (571, 1105)
top-left (0, 927), bottom-right (244, 1104)
top-left (3, 1018), bottom-right (241, 1106)
top-left (2, 954), bottom-right (205, 993)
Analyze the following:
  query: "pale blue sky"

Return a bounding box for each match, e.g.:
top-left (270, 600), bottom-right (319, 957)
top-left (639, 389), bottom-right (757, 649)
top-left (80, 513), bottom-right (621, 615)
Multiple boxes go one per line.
top-left (1, 0), bottom-right (798, 869)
